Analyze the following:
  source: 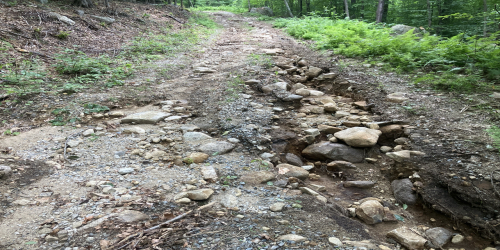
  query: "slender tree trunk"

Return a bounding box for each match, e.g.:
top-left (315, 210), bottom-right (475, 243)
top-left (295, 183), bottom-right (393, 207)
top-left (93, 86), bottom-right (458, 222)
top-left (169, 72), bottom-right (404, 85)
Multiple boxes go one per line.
top-left (174, 0), bottom-right (177, 5)
top-left (306, 0), bottom-right (310, 13)
top-left (284, 0), bottom-right (294, 17)
top-left (299, 0), bottom-right (302, 17)
top-left (248, 0), bottom-right (251, 12)
top-left (360, 0), bottom-right (364, 19)
top-left (382, 0), bottom-right (388, 22)
top-left (104, 0), bottom-right (109, 8)
top-left (350, 0), bottom-right (356, 19)
top-left (181, 0), bottom-right (183, 9)
top-left (483, 0), bottom-right (488, 36)
top-left (73, 0), bottom-right (94, 8)
top-left (427, 0), bottom-right (432, 27)
top-left (375, 0), bottom-right (384, 23)
top-left (343, 0), bottom-right (350, 18)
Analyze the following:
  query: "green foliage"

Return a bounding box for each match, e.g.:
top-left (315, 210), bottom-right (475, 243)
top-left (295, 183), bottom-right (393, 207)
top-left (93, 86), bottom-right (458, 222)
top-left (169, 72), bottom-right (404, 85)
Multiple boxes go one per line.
top-left (189, 12), bottom-right (220, 29)
top-left (0, 59), bottom-right (46, 95)
top-left (49, 116), bottom-right (67, 126)
top-left (486, 125), bottom-right (500, 152)
top-left (56, 31), bottom-right (70, 40)
top-left (3, 129), bottom-right (20, 136)
top-left (83, 103), bottom-right (109, 114)
top-left (274, 17), bottom-right (500, 89)
top-left (414, 72), bottom-right (488, 92)
top-left (225, 75), bottom-right (244, 102)
top-left (247, 53), bottom-right (273, 68)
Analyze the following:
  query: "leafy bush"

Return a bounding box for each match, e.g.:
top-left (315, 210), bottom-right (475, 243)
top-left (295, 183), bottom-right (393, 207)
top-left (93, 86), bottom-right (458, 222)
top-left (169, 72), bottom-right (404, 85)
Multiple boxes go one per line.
top-left (188, 6), bottom-right (247, 14)
top-left (0, 59), bottom-right (46, 94)
top-left (274, 17), bottom-right (500, 87)
top-left (189, 12), bottom-right (219, 29)
top-left (486, 126), bottom-right (500, 152)
top-left (56, 31), bottom-right (70, 40)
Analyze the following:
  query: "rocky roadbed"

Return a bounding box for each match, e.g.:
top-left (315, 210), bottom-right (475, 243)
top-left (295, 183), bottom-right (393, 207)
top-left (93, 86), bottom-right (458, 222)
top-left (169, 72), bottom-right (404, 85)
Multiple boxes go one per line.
top-left (1, 10), bottom-right (499, 250)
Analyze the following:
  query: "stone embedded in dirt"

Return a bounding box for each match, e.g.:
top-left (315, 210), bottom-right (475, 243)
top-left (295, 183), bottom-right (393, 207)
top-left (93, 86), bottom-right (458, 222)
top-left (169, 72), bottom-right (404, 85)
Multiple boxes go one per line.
top-left (67, 139), bottom-right (82, 147)
top-left (165, 116), bottom-right (182, 121)
top-left (387, 92), bottom-right (409, 103)
top-left (343, 240), bottom-right (380, 249)
top-left (380, 146), bottom-right (392, 153)
top-left (386, 150), bottom-right (425, 162)
top-left (194, 67), bottom-right (216, 73)
top-left (82, 129), bottom-right (95, 137)
top-left (116, 210), bottom-right (149, 223)
top-left (90, 15), bottom-right (115, 24)
top-left (240, 171), bottom-right (275, 184)
top-left (394, 137), bottom-right (410, 145)
top-left (45, 235), bottom-right (58, 242)
top-left (378, 124), bottom-right (404, 143)
top-left (245, 79), bottom-right (260, 85)
top-left (0, 165), bottom-right (12, 179)
top-left (281, 94), bottom-right (303, 102)
top-left (270, 202), bottom-right (286, 212)
top-left (306, 66), bottom-right (322, 79)
top-left (425, 227), bottom-right (453, 248)
top-left (118, 167), bottom-right (135, 175)
top-left (48, 12), bottom-right (75, 25)
top-left (391, 178), bottom-right (417, 205)
top-left (220, 194), bottom-right (238, 208)
top-left (297, 59), bottom-right (308, 67)
top-left (301, 165), bottom-right (314, 171)
top-left (309, 184), bottom-right (326, 192)
top-left (387, 227), bottom-right (427, 250)
top-left (262, 48), bottom-right (283, 55)
top-left (343, 181), bottom-right (375, 189)
top-left (285, 153), bottom-right (303, 166)
top-left (144, 150), bottom-right (167, 160)
top-left (187, 152), bottom-right (209, 163)
top-left (335, 111), bottom-right (351, 118)
top-left (323, 102), bottom-right (338, 112)
top-left (451, 234), bottom-right (464, 244)
top-left (383, 207), bottom-right (397, 222)
top-left (302, 141), bottom-right (365, 163)
top-left (121, 111), bottom-right (170, 124)
top-left (122, 127), bottom-right (146, 134)
top-left (355, 200), bottom-right (385, 224)
top-left (299, 187), bottom-right (319, 196)
top-left (328, 237), bottom-right (343, 246)
top-left (334, 127), bottom-right (382, 147)
top-left (304, 128), bottom-right (320, 137)
top-left (201, 165), bottom-right (218, 182)
top-left (108, 111), bottom-right (124, 117)
top-left (187, 189), bottom-right (214, 200)
top-left (277, 163), bottom-right (309, 180)
top-left (295, 89), bottom-right (310, 96)
top-left (176, 198), bottom-right (191, 204)
top-left (183, 132), bottom-right (212, 141)
top-left (277, 234), bottom-right (307, 242)
top-left (353, 101), bottom-right (370, 110)
top-left (491, 92), bottom-right (500, 99)
top-left (12, 199), bottom-right (31, 206)
top-left (199, 141), bottom-right (235, 155)
top-left (309, 90), bottom-right (324, 96)
top-left (318, 124), bottom-right (342, 134)
top-left (262, 82), bottom-right (289, 93)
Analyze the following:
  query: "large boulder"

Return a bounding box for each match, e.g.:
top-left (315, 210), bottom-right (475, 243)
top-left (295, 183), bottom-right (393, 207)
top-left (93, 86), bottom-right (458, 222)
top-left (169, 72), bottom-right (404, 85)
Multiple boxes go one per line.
top-left (302, 142), bottom-right (364, 163)
top-left (249, 7), bottom-right (273, 16)
top-left (355, 200), bottom-right (385, 224)
top-left (334, 127), bottom-right (382, 147)
top-left (391, 178), bottom-right (418, 205)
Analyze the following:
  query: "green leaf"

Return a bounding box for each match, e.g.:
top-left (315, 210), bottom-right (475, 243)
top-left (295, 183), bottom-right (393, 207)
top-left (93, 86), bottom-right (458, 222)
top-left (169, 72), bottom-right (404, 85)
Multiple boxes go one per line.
top-left (267, 181), bottom-right (273, 186)
top-left (222, 131), bottom-right (229, 136)
top-left (68, 155), bottom-right (79, 160)
top-left (394, 214), bottom-right (405, 222)
top-left (25, 241), bottom-right (37, 245)
top-left (402, 204), bottom-right (408, 210)
top-left (292, 204), bottom-right (302, 209)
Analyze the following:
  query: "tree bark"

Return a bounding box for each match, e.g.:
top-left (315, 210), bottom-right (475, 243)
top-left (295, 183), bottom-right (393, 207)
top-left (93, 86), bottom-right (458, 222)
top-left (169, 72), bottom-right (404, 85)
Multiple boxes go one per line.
top-left (343, 0), bottom-right (350, 18)
top-left (248, 0), bottom-right (251, 12)
top-left (375, 0), bottom-right (384, 23)
top-left (382, 0), bottom-right (388, 22)
top-left (73, 0), bottom-right (94, 8)
top-left (284, 0), bottom-right (294, 17)
top-left (427, 0), bottom-right (432, 27)
top-left (306, 0), bottom-right (310, 13)
top-left (104, 0), bottom-right (109, 8)
top-left (483, 0), bottom-right (488, 36)
top-left (299, 0), bottom-right (302, 17)
top-left (350, 0), bottom-right (356, 19)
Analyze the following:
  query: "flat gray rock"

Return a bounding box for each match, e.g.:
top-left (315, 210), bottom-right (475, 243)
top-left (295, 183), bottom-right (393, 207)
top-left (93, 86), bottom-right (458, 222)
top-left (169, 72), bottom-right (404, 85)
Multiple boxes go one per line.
top-left (183, 132), bottom-right (212, 141)
top-left (302, 141), bottom-right (364, 163)
top-left (199, 141), bottom-right (235, 155)
top-left (121, 111), bottom-right (170, 124)
top-left (116, 210), bottom-right (149, 223)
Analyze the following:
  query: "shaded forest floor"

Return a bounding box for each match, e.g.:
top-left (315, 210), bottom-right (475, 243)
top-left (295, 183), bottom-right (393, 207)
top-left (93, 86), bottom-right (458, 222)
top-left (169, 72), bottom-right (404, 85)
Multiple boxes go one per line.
top-left (0, 1), bottom-right (500, 249)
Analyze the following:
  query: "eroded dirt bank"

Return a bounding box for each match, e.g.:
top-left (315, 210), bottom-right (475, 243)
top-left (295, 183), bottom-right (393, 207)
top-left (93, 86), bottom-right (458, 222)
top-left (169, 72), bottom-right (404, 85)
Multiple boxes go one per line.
top-left (0, 7), bottom-right (499, 250)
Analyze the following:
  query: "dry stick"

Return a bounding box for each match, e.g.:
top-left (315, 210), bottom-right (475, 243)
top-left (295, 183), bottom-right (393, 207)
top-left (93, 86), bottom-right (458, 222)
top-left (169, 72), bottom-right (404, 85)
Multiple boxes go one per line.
top-left (165, 14), bottom-right (184, 24)
top-left (114, 202), bottom-right (216, 249)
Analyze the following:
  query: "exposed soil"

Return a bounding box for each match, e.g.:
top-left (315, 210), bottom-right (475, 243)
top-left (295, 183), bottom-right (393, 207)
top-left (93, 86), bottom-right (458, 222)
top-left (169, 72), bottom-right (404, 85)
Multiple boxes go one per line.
top-left (1, 1), bottom-right (500, 250)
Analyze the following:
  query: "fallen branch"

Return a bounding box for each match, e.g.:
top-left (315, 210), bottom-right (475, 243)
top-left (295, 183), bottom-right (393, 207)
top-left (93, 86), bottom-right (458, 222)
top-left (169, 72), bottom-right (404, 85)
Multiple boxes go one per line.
top-left (165, 14), bottom-right (184, 24)
top-left (113, 202), bottom-right (216, 249)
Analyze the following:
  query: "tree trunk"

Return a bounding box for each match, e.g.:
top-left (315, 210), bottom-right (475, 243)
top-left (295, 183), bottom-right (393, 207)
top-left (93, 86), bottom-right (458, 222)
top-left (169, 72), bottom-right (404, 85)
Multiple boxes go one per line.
top-left (382, 0), bottom-right (388, 22)
top-left (306, 0), bottom-right (310, 13)
top-left (375, 0), bottom-right (384, 23)
top-left (73, 0), bottom-right (94, 8)
top-left (284, 0), bottom-right (294, 17)
top-left (350, 0), bottom-right (356, 19)
top-left (343, 0), bottom-right (349, 18)
top-left (181, 0), bottom-right (183, 9)
top-left (299, 0), bottom-right (302, 17)
top-left (174, 0), bottom-right (177, 5)
top-left (104, 0), bottom-right (109, 8)
top-left (483, 0), bottom-right (487, 36)
top-left (248, 0), bottom-right (251, 12)
top-left (427, 0), bottom-right (432, 27)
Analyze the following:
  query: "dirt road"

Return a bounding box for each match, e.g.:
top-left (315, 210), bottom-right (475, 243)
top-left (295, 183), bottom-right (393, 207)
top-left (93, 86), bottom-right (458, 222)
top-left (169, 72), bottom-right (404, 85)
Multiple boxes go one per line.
top-left (0, 10), bottom-right (498, 250)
